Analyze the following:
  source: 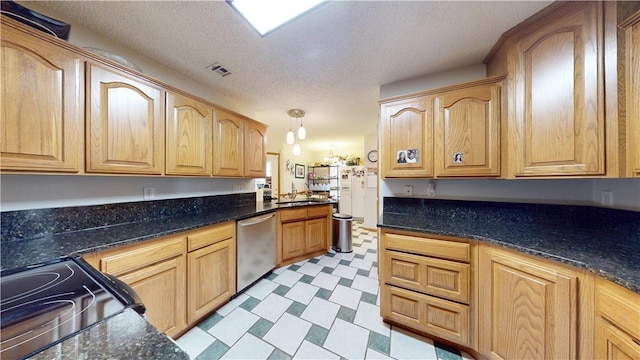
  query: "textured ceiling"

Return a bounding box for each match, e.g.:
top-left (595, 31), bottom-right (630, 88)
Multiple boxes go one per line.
top-left (34, 0), bottom-right (552, 154)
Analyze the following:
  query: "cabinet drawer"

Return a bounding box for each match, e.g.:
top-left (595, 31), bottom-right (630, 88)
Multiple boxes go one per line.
top-left (384, 233), bottom-right (470, 262)
top-left (101, 237), bottom-right (184, 275)
top-left (307, 205), bottom-right (331, 218)
top-left (384, 250), bottom-right (470, 304)
top-left (381, 285), bottom-right (470, 346)
top-left (279, 208), bottom-right (308, 222)
top-left (597, 278), bottom-right (640, 340)
top-left (187, 222), bottom-right (235, 252)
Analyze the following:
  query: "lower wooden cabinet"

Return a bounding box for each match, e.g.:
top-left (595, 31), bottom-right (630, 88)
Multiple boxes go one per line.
top-left (83, 221), bottom-right (237, 338)
top-left (595, 277), bottom-right (640, 360)
top-left (478, 246), bottom-right (578, 360)
top-left (383, 250), bottom-right (470, 304)
top-left (116, 254), bottom-right (186, 336)
top-left (305, 217), bottom-right (328, 253)
top-left (379, 229), bottom-right (474, 348)
top-left (381, 285), bottom-right (470, 346)
top-left (90, 236), bottom-right (187, 337)
top-left (186, 222), bottom-right (236, 324)
top-left (595, 318), bottom-right (640, 360)
top-left (277, 205), bottom-right (331, 266)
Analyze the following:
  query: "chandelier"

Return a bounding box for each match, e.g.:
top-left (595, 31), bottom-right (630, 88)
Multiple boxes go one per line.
top-left (286, 109), bottom-right (306, 155)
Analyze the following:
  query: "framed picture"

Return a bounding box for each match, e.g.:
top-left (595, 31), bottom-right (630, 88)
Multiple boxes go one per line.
top-left (295, 164), bottom-right (305, 178)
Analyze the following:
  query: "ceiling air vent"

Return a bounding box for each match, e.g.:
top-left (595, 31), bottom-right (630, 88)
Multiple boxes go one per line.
top-left (208, 62), bottom-right (232, 77)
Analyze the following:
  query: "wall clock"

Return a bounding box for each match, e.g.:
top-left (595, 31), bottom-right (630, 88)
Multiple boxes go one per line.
top-left (367, 150), bottom-right (378, 162)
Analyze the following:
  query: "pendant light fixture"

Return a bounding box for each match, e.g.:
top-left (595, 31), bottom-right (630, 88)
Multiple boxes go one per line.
top-left (286, 109), bottom-right (306, 154)
top-left (286, 128), bottom-right (294, 145)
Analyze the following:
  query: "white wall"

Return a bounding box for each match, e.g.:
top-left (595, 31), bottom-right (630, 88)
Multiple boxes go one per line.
top-left (0, 175), bottom-right (254, 211)
top-left (363, 134), bottom-right (379, 229)
top-left (380, 64), bottom-right (487, 99)
top-left (591, 178), bottom-right (640, 211)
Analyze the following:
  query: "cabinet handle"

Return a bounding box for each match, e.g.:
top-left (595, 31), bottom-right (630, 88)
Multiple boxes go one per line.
top-left (238, 213), bottom-right (275, 226)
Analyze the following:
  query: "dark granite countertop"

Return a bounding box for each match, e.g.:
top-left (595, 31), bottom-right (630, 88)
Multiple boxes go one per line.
top-left (1, 202), bottom-right (280, 270)
top-left (379, 199), bottom-right (640, 294)
top-left (1, 196), bottom-right (337, 360)
top-left (30, 308), bottom-right (188, 360)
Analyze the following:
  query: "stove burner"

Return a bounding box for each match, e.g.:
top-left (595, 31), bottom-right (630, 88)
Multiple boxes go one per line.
top-left (1, 259), bottom-right (130, 359)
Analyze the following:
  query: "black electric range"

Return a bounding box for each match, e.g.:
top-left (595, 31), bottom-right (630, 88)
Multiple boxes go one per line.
top-left (0, 257), bottom-right (145, 359)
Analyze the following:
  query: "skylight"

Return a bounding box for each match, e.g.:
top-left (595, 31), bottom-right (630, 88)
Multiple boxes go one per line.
top-left (228, 0), bottom-right (325, 36)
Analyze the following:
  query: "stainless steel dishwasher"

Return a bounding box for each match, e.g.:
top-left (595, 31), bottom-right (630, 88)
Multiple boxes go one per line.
top-left (236, 212), bottom-right (276, 293)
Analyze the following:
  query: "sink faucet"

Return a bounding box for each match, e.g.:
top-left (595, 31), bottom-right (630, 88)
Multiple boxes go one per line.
top-left (291, 182), bottom-right (297, 200)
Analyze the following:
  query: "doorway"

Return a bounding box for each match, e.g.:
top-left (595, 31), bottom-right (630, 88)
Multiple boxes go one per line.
top-left (266, 152), bottom-right (280, 200)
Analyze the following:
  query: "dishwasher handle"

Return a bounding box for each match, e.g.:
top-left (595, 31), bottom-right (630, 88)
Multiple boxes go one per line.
top-left (238, 213), bottom-right (275, 227)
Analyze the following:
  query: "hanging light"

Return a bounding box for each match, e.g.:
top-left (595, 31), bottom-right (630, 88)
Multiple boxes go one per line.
top-left (286, 129), bottom-right (294, 145)
top-left (293, 143), bottom-right (301, 156)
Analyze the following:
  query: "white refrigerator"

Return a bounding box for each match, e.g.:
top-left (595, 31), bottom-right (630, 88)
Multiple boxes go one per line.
top-left (338, 166), bottom-right (365, 218)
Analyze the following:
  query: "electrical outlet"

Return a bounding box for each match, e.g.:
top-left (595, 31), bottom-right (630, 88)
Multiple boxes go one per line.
top-left (426, 182), bottom-right (436, 197)
top-left (143, 187), bottom-right (155, 200)
top-left (232, 185), bottom-right (242, 192)
top-left (403, 185), bottom-right (413, 197)
top-left (600, 190), bottom-right (613, 206)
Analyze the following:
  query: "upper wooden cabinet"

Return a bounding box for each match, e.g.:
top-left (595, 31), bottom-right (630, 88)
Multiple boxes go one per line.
top-left (621, 10), bottom-right (640, 177)
top-left (380, 96), bottom-right (434, 178)
top-left (1, 17), bottom-right (268, 178)
top-left (166, 92), bottom-right (213, 176)
top-left (86, 63), bottom-right (165, 174)
top-left (488, 2), bottom-right (606, 177)
top-left (244, 120), bottom-right (267, 178)
top-left (434, 77), bottom-right (502, 177)
top-left (0, 22), bottom-right (83, 173)
top-left (213, 110), bottom-right (244, 177)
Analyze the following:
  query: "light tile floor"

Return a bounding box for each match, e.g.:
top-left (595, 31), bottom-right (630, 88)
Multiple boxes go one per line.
top-left (176, 221), bottom-right (475, 360)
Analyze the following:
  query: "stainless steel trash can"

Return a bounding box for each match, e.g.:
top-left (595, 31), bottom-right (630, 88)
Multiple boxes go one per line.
top-left (332, 213), bottom-right (353, 253)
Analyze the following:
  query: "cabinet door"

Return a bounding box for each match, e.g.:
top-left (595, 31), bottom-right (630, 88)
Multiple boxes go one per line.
top-left (166, 92), bottom-right (212, 176)
top-left (383, 250), bottom-right (470, 304)
top-left (435, 81), bottom-right (501, 177)
top-left (117, 256), bottom-right (187, 338)
top-left (595, 318), bottom-right (640, 360)
top-left (187, 238), bottom-right (235, 324)
top-left (1, 24), bottom-right (82, 172)
top-left (381, 285), bottom-right (470, 347)
top-left (479, 247), bottom-right (578, 360)
top-left (623, 11), bottom-right (640, 177)
top-left (511, 2), bottom-right (604, 176)
top-left (380, 96), bottom-right (433, 178)
top-left (305, 217), bottom-right (327, 253)
top-left (244, 120), bottom-right (267, 178)
top-left (282, 221), bottom-right (305, 261)
top-left (87, 64), bottom-right (164, 174)
top-left (213, 110), bottom-right (244, 177)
